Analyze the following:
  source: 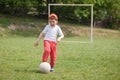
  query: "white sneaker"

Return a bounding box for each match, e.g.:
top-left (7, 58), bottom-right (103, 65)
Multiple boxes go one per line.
top-left (50, 68), bottom-right (54, 72)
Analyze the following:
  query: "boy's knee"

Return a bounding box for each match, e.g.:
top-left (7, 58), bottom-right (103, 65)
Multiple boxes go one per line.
top-left (44, 48), bottom-right (50, 53)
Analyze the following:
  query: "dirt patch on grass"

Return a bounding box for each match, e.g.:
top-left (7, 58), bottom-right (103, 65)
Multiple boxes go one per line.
top-left (0, 23), bottom-right (120, 37)
top-left (59, 24), bottom-right (120, 37)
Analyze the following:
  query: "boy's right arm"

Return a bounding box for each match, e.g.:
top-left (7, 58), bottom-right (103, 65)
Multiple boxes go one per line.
top-left (34, 32), bottom-right (44, 47)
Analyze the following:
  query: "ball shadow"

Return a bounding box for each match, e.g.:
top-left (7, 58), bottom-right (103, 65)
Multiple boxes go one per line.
top-left (14, 69), bottom-right (43, 74)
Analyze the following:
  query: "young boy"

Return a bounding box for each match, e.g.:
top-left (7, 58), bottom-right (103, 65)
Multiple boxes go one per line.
top-left (34, 13), bottom-right (64, 72)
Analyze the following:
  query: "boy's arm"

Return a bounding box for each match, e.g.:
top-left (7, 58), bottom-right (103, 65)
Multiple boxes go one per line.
top-left (57, 27), bottom-right (64, 42)
top-left (34, 32), bottom-right (44, 46)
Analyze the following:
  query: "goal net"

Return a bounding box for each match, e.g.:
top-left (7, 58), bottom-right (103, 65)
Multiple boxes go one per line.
top-left (48, 4), bottom-right (93, 43)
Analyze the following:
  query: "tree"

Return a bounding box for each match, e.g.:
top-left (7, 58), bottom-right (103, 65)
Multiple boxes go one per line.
top-left (104, 0), bottom-right (120, 29)
top-left (0, 0), bottom-right (119, 29)
top-left (0, 0), bottom-right (32, 16)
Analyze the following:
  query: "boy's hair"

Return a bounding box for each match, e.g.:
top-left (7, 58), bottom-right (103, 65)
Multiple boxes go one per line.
top-left (49, 13), bottom-right (58, 20)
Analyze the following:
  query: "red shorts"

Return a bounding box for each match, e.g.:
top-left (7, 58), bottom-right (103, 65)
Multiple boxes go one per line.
top-left (42, 40), bottom-right (57, 67)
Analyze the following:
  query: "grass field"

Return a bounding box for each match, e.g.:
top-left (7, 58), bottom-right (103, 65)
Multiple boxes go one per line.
top-left (0, 36), bottom-right (120, 80)
top-left (0, 14), bottom-right (120, 80)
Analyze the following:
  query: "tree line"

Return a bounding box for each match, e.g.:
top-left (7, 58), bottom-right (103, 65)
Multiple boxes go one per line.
top-left (0, 0), bottom-right (120, 29)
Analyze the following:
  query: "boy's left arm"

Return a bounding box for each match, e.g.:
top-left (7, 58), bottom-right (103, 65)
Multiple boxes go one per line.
top-left (57, 26), bottom-right (64, 42)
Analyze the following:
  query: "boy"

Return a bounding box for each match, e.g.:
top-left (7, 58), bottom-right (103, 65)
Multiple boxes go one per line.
top-left (34, 13), bottom-right (64, 72)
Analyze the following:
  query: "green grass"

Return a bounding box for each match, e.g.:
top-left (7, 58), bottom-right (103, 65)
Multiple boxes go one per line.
top-left (0, 14), bottom-right (120, 80)
top-left (0, 36), bottom-right (120, 80)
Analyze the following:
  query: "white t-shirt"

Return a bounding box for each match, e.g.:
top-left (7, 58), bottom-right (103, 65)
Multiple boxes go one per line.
top-left (42, 24), bottom-right (64, 42)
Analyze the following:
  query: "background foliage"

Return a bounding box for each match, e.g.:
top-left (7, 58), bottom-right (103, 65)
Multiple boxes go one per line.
top-left (0, 0), bottom-right (120, 29)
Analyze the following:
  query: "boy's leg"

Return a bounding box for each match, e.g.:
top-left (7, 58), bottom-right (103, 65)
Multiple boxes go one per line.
top-left (42, 40), bottom-right (50, 62)
top-left (50, 42), bottom-right (57, 67)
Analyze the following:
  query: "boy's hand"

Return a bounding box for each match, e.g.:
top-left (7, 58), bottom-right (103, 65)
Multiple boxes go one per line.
top-left (57, 35), bottom-right (64, 43)
top-left (34, 41), bottom-right (39, 47)
top-left (57, 38), bottom-right (61, 42)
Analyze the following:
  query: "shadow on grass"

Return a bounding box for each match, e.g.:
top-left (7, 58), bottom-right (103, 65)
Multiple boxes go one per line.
top-left (14, 69), bottom-right (46, 74)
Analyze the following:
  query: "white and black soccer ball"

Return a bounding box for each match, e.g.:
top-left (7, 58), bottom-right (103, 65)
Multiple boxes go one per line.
top-left (39, 62), bottom-right (51, 73)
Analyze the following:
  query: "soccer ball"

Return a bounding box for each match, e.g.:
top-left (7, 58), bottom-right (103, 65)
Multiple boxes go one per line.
top-left (39, 62), bottom-right (51, 73)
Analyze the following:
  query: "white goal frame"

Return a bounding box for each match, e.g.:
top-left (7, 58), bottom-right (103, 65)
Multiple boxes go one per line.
top-left (48, 4), bottom-right (93, 43)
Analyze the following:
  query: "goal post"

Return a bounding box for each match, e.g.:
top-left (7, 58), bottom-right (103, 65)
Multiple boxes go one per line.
top-left (48, 4), bottom-right (94, 43)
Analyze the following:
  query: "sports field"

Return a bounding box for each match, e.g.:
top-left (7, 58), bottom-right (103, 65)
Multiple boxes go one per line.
top-left (0, 36), bottom-right (120, 80)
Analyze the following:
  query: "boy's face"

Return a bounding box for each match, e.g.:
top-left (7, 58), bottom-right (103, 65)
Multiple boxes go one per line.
top-left (49, 19), bottom-right (58, 27)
